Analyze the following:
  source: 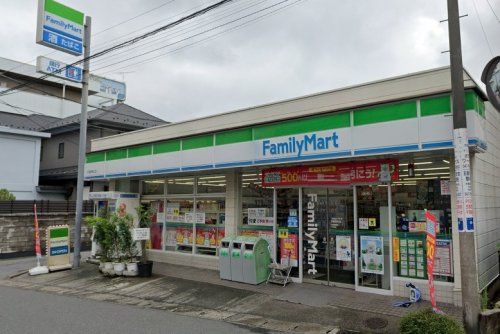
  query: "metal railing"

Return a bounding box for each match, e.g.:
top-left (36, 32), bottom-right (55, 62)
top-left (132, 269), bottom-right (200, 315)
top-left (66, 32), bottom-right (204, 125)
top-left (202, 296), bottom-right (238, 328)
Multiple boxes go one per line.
top-left (0, 200), bottom-right (93, 214)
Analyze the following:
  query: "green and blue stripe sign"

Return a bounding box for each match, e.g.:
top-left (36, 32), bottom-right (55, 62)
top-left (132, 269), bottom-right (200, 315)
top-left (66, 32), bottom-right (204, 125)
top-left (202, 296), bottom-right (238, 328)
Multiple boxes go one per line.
top-left (36, 0), bottom-right (84, 55)
top-left (84, 92), bottom-right (487, 180)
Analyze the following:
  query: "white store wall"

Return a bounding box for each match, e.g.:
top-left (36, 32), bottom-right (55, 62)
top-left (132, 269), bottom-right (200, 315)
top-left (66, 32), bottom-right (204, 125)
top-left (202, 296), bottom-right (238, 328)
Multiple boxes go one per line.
top-left (472, 102), bottom-right (500, 291)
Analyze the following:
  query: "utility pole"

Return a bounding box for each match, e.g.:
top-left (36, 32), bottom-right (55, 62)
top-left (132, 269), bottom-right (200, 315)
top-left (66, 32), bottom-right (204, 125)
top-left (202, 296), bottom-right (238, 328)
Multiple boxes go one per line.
top-left (73, 16), bottom-right (92, 269)
top-left (446, 0), bottom-right (481, 332)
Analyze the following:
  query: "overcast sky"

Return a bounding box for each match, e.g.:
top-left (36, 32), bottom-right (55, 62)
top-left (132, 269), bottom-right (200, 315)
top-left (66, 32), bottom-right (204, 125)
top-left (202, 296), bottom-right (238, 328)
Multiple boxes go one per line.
top-left (1, 0), bottom-right (499, 122)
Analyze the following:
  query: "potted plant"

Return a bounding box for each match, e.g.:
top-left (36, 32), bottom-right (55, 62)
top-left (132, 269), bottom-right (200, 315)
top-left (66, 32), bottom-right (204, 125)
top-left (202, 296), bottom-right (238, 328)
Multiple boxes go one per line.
top-left (85, 214), bottom-right (116, 275)
top-left (135, 205), bottom-right (154, 277)
top-left (116, 213), bottom-right (138, 276)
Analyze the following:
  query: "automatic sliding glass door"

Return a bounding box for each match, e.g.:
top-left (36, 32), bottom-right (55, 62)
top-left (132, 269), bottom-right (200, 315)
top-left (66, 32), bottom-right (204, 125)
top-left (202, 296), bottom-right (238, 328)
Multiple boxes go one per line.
top-left (302, 187), bottom-right (355, 286)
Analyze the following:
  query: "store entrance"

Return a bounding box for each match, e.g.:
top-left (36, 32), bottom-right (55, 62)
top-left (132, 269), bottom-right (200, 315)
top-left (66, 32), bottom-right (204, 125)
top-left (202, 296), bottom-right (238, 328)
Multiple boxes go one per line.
top-left (302, 188), bottom-right (354, 286)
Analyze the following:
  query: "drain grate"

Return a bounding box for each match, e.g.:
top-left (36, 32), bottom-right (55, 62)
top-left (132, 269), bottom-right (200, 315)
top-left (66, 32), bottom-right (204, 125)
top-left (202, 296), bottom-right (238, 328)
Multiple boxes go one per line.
top-left (363, 317), bottom-right (388, 330)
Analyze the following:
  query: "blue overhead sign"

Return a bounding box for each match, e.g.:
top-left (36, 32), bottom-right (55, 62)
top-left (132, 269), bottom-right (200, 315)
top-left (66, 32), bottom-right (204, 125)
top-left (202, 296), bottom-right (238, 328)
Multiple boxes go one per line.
top-left (36, 0), bottom-right (84, 56)
top-left (36, 56), bottom-right (82, 83)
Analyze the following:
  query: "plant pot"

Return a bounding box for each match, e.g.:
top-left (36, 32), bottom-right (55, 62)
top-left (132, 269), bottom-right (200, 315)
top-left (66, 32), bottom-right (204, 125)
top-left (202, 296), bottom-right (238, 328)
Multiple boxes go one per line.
top-left (126, 262), bottom-right (138, 272)
top-left (137, 261), bottom-right (153, 277)
top-left (113, 262), bottom-right (125, 276)
top-left (103, 262), bottom-right (114, 274)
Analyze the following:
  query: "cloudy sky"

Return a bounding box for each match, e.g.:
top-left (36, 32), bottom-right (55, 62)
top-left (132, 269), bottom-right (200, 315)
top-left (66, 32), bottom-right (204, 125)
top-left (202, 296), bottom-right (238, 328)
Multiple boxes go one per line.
top-left (1, 0), bottom-right (499, 122)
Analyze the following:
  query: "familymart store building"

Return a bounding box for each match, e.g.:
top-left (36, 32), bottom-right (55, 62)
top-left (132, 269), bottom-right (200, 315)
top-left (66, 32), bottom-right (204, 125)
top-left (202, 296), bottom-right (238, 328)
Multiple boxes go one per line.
top-left (85, 67), bottom-right (500, 306)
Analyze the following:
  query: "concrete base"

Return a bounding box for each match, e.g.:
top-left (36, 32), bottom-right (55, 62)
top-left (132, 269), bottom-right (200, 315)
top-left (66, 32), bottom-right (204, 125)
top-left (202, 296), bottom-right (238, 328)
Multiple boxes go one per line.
top-left (29, 266), bottom-right (49, 276)
top-left (147, 249), bottom-right (219, 271)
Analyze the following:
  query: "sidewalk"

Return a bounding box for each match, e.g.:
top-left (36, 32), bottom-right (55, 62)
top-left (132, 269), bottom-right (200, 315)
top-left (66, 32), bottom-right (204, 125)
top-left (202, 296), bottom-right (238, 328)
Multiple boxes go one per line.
top-left (0, 260), bottom-right (462, 333)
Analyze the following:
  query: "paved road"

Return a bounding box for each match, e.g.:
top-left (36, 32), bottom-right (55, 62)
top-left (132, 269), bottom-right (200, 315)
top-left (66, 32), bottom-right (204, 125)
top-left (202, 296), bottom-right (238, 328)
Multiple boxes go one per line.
top-left (0, 285), bottom-right (273, 334)
top-left (0, 256), bottom-right (34, 279)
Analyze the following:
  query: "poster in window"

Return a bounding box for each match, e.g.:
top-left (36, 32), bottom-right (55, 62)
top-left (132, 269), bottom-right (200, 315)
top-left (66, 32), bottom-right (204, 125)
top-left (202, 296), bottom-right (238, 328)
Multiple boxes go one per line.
top-left (280, 233), bottom-right (298, 267)
top-left (336, 235), bottom-right (352, 262)
top-left (434, 239), bottom-right (453, 277)
top-left (358, 218), bottom-right (369, 230)
top-left (360, 236), bottom-right (384, 274)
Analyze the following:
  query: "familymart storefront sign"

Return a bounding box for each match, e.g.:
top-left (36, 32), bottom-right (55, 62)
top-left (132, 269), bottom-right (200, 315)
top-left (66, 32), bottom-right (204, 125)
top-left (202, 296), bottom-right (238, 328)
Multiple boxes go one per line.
top-left (84, 92), bottom-right (487, 180)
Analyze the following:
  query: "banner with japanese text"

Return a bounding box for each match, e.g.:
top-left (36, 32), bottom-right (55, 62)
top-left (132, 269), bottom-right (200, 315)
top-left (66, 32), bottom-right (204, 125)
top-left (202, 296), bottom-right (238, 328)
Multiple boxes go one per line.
top-left (262, 159), bottom-right (398, 187)
top-left (425, 211), bottom-right (439, 312)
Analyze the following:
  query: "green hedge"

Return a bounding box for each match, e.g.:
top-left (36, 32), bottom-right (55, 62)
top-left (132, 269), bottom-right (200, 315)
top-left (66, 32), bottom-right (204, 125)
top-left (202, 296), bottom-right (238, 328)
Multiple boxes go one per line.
top-left (400, 308), bottom-right (464, 334)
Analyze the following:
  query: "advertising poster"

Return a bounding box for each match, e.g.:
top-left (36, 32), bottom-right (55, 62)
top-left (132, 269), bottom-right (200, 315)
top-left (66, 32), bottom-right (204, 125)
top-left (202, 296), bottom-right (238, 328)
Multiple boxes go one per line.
top-left (156, 201), bottom-right (165, 223)
top-left (393, 237), bottom-right (400, 262)
top-left (358, 218), bottom-right (369, 230)
top-left (166, 203), bottom-right (180, 222)
top-left (434, 239), bottom-right (453, 277)
top-left (336, 235), bottom-right (351, 262)
top-left (150, 222), bottom-right (163, 250)
top-left (175, 227), bottom-right (193, 245)
top-left (195, 227), bottom-right (217, 247)
top-left (280, 233), bottom-right (298, 267)
top-left (360, 236), bottom-right (384, 274)
top-left (165, 228), bottom-right (176, 247)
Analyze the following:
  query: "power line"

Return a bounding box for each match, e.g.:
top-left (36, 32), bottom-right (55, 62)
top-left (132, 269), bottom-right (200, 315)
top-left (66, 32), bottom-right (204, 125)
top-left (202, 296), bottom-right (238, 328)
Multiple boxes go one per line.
top-left (92, 0), bottom-right (292, 73)
top-left (484, 0), bottom-right (500, 22)
top-left (90, 0), bottom-right (266, 68)
top-left (0, 0), bottom-right (234, 98)
top-left (1, 0), bottom-right (178, 77)
top-left (92, 0), bottom-right (177, 37)
top-left (471, 0), bottom-right (495, 56)
top-left (101, 0), bottom-right (305, 75)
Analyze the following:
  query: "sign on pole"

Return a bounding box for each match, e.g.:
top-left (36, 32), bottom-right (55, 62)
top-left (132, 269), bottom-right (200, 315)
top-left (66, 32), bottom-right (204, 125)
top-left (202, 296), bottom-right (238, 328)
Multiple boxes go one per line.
top-left (36, 56), bottom-right (82, 82)
top-left (36, 0), bottom-right (84, 55)
top-left (46, 225), bottom-right (72, 271)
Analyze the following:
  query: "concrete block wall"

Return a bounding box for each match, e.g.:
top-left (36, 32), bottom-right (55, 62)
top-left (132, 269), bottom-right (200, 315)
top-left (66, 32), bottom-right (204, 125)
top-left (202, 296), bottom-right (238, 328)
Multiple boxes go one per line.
top-left (0, 213), bottom-right (92, 257)
top-left (472, 103), bottom-right (500, 291)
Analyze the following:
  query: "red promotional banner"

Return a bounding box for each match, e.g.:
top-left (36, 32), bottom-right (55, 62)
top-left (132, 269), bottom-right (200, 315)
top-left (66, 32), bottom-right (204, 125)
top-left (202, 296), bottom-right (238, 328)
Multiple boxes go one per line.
top-left (262, 159), bottom-right (398, 187)
top-left (280, 233), bottom-right (298, 267)
top-left (33, 204), bottom-right (42, 259)
top-left (425, 210), bottom-right (439, 313)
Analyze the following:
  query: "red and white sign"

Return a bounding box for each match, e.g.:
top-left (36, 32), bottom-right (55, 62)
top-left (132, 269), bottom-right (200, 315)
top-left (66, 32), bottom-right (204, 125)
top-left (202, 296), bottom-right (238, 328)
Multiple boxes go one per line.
top-left (425, 211), bottom-right (440, 313)
top-left (262, 159), bottom-right (398, 187)
top-left (280, 233), bottom-right (298, 267)
top-left (33, 204), bottom-right (42, 259)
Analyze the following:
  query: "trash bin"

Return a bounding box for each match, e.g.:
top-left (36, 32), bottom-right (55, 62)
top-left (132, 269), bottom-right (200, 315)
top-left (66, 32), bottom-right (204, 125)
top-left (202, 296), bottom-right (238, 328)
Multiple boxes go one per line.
top-left (230, 236), bottom-right (245, 282)
top-left (219, 236), bottom-right (234, 280)
top-left (242, 236), bottom-right (271, 285)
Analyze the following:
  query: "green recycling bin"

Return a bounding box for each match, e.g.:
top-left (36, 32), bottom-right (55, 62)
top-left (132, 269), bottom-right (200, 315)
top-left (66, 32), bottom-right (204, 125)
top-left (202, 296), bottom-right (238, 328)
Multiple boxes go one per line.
top-left (242, 236), bottom-right (271, 285)
top-left (230, 236), bottom-right (245, 282)
top-left (219, 236), bottom-right (234, 280)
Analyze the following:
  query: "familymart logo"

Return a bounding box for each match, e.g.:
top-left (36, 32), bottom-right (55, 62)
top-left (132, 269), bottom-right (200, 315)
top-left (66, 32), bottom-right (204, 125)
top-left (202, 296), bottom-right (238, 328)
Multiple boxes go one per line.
top-left (262, 132), bottom-right (340, 158)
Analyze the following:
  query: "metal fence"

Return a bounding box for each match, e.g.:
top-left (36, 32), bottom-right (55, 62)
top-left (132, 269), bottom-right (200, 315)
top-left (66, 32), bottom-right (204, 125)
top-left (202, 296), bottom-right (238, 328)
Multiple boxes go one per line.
top-left (0, 200), bottom-right (94, 214)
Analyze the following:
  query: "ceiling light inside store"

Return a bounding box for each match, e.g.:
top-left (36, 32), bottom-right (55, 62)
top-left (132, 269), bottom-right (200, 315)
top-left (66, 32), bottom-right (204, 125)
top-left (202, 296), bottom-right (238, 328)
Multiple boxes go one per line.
top-left (420, 172), bottom-right (450, 176)
top-left (401, 177), bottom-right (450, 181)
top-left (400, 161), bottom-right (433, 166)
top-left (443, 159), bottom-right (450, 164)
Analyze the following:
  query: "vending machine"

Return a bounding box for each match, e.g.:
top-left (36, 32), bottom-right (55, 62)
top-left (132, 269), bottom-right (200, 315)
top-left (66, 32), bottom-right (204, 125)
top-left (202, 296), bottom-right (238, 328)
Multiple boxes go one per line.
top-left (88, 192), bottom-right (140, 257)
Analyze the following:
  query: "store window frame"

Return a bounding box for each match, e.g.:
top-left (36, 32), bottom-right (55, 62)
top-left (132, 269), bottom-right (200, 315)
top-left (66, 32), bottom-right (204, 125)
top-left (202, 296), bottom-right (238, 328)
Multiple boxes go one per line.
top-left (142, 174), bottom-right (227, 257)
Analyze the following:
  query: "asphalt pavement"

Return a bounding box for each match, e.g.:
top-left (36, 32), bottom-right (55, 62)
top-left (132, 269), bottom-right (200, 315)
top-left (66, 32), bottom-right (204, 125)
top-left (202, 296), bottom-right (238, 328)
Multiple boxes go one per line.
top-left (0, 285), bottom-right (274, 334)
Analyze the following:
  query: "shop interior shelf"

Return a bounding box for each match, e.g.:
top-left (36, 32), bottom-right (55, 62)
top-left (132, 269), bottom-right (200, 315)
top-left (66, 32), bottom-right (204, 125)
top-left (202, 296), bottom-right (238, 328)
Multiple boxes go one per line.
top-left (195, 223), bottom-right (224, 227)
top-left (239, 224), bottom-right (273, 230)
top-left (175, 244), bottom-right (193, 253)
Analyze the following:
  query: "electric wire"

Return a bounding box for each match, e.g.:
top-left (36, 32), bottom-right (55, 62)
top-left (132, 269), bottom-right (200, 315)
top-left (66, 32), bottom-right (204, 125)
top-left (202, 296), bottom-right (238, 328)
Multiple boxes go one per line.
top-left (90, 0), bottom-right (267, 68)
top-left (0, 0), bottom-right (234, 98)
top-left (92, 0), bottom-right (292, 73)
top-left (471, 0), bottom-right (495, 56)
top-left (100, 0), bottom-right (305, 75)
top-left (0, 0), bottom-right (179, 77)
top-left (484, 0), bottom-right (500, 22)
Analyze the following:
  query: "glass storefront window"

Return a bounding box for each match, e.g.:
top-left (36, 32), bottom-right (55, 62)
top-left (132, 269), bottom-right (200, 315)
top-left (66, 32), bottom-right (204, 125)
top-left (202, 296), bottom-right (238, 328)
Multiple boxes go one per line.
top-left (277, 188), bottom-right (300, 278)
top-left (167, 177), bottom-right (194, 195)
top-left (142, 179), bottom-right (165, 195)
top-left (164, 198), bottom-right (194, 252)
top-left (194, 198), bottom-right (225, 256)
top-left (139, 200), bottom-right (164, 251)
top-left (197, 175), bottom-right (226, 194)
top-left (240, 172), bottom-right (275, 260)
top-left (356, 185), bottom-right (391, 290)
top-left (392, 159), bottom-right (453, 282)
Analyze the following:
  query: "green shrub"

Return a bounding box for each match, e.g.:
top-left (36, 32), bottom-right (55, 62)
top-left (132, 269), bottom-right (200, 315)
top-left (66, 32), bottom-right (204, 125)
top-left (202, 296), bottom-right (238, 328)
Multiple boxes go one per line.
top-left (0, 188), bottom-right (15, 200)
top-left (400, 308), bottom-right (464, 334)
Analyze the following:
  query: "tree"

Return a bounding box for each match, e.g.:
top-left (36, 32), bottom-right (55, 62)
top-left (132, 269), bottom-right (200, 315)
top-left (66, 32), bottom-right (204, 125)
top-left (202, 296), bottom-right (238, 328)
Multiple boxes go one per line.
top-left (0, 189), bottom-right (15, 201)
